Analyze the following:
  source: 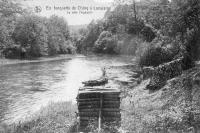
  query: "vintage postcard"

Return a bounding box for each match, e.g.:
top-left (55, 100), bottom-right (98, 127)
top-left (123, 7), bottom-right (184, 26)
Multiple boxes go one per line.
top-left (0, 0), bottom-right (200, 132)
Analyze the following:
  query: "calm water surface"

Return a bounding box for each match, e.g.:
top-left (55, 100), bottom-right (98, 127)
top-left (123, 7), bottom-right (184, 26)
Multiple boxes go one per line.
top-left (0, 55), bottom-right (136, 124)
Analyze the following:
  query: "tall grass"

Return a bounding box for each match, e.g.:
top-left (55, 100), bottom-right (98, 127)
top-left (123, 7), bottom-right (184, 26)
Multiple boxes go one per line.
top-left (121, 68), bottom-right (200, 133)
top-left (138, 45), bottom-right (176, 67)
top-left (0, 101), bottom-right (77, 133)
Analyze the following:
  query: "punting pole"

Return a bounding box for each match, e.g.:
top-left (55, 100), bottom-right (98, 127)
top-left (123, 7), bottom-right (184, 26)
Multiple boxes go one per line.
top-left (98, 93), bottom-right (103, 133)
top-left (76, 92), bottom-right (80, 133)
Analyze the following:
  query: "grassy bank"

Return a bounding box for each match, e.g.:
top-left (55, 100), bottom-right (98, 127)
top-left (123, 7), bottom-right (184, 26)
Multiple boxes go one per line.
top-left (121, 66), bottom-right (200, 133)
top-left (1, 66), bottom-right (200, 133)
top-left (0, 55), bottom-right (85, 67)
top-left (0, 102), bottom-right (77, 133)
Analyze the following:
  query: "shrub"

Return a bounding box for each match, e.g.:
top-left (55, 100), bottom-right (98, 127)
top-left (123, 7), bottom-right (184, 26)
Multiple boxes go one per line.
top-left (140, 26), bottom-right (156, 42)
top-left (138, 45), bottom-right (175, 67)
top-left (59, 40), bottom-right (76, 54)
top-left (126, 19), bottom-right (145, 35)
top-left (94, 31), bottom-right (117, 54)
top-left (3, 45), bottom-right (27, 59)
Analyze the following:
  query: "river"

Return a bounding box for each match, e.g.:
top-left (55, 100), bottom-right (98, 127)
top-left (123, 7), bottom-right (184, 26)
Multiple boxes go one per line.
top-left (0, 55), bottom-right (137, 124)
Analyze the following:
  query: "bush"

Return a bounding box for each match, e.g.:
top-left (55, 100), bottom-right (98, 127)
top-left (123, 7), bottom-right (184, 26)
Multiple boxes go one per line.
top-left (3, 45), bottom-right (27, 59)
top-left (59, 40), bottom-right (76, 54)
top-left (138, 45), bottom-right (175, 67)
top-left (126, 19), bottom-right (145, 35)
top-left (94, 31), bottom-right (117, 54)
top-left (140, 26), bottom-right (156, 42)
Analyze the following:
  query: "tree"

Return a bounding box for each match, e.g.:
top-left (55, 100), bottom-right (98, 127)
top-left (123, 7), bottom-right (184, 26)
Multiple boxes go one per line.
top-left (0, 0), bottom-right (24, 17)
top-left (94, 31), bottom-right (117, 54)
top-left (80, 20), bottom-right (104, 53)
top-left (13, 15), bottom-right (48, 57)
top-left (47, 15), bottom-right (70, 55)
top-left (0, 0), bottom-right (24, 53)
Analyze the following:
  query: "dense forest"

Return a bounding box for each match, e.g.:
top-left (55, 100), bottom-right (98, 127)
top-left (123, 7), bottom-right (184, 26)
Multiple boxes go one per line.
top-left (74, 0), bottom-right (200, 70)
top-left (1, 0), bottom-right (200, 132)
top-left (1, 0), bottom-right (200, 69)
top-left (0, 0), bottom-right (76, 59)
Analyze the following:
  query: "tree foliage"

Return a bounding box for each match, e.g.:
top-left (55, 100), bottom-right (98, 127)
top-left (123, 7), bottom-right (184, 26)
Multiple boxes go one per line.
top-left (94, 31), bottom-right (117, 54)
top-left (0, 0), bottom-right (24, 54)
top-left (0, 0), bottom-right (74, 58)
top-left (47, 15), bottom-right (70, 55)
top-left (12, 15), bottom-right (48, 57)
top-left (136, 0), bottom-right (200, 69)
top-left (80, 20), bottom-right (104, 54)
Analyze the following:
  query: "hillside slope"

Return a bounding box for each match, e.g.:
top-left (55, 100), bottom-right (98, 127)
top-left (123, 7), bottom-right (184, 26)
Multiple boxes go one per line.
top-left (116, 33), bottom-right (144, 55)
top-left (121, 65), bottom-right (200, 133)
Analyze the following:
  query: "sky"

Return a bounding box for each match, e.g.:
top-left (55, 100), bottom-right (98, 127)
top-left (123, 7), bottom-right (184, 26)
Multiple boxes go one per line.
top-left (18, 0), bottom-right (114, 25)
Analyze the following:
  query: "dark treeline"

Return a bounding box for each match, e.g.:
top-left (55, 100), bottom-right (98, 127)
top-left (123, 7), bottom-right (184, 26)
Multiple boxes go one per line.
top-left (75, 0), bottom-right (200, 70)
top-left (0, 0), bottom-right (75, 59)
top-left (74, 1), bottom-right (157, 54)
top-left (1, 0), bottom-right (200, 67)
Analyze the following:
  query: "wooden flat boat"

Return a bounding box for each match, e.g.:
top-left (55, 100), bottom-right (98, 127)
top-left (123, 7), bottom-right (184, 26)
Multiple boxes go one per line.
top-left (82, 77), bottom-right (108, 86)
top-left (76, 87), bottom-right (121, 132)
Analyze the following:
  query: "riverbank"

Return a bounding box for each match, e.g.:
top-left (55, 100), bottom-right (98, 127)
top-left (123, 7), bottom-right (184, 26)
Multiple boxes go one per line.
top-left (0, 102), bottom-right (77, 133)
top-left (1, 60), bottom-right (200, 133)
top-left (121, 65), bottom-right (200, 133)
top-left (0, 55), bottom-right (85, 67)
top-left (7, 66), bottom-right (200, 133)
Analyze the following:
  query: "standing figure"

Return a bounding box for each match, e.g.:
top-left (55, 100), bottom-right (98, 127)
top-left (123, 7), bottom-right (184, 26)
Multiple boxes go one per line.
top-left (101, 67), bottom-right (107, 77)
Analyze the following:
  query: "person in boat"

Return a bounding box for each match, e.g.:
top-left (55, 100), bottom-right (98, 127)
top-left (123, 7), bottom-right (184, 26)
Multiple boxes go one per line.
top-left (101, 67), bottom-right (107, 78)
top-left (82, 67), bottom-right (108, 86)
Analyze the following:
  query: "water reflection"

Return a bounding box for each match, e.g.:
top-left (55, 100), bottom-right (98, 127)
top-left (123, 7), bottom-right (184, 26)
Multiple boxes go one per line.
top-left (0, 56), bottom-right (135, 124)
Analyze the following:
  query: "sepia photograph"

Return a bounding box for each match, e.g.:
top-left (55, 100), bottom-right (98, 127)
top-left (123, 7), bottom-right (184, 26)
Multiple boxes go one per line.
top-left (0, 0), bottom-right (200, 132)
